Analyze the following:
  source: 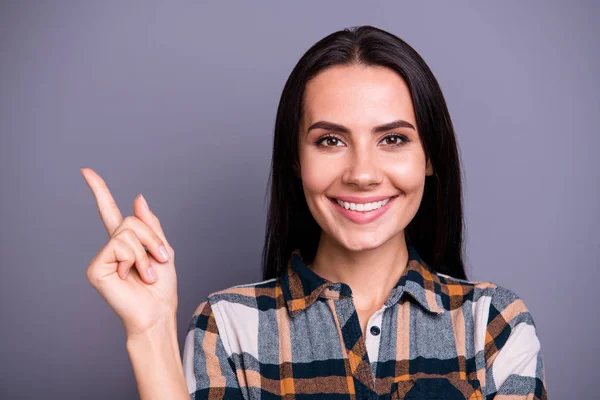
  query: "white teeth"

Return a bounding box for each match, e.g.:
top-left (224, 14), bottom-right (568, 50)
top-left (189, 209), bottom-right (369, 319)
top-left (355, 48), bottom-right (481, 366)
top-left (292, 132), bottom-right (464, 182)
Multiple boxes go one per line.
top-left (335, 197), bottom-right (393, 212)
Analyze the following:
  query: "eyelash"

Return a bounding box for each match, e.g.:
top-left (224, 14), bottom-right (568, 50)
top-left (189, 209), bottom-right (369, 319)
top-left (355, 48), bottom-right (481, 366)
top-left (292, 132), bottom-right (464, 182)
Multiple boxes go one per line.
top-left (314, 133), bottom-right (409, 148)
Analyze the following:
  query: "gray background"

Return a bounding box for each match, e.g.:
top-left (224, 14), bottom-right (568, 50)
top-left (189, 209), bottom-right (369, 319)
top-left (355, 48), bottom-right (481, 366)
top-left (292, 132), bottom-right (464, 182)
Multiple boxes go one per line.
top-left (1, 1), bottom-right (598, 398)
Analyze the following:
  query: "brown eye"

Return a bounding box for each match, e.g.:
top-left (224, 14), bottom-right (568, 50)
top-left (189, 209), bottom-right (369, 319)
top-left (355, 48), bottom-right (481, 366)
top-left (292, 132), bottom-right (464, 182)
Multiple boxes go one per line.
top-left (326, 137), bottom-right (340, 146)
top-left (380, 134), bottom-right (409, 146)
top-left (315, 135), bottom-right (344, 147)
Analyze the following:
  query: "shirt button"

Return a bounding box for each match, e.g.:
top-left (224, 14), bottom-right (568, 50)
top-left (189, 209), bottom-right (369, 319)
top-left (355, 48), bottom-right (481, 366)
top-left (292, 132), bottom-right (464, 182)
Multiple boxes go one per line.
top-left (370, 326), bottom-right (381, 336)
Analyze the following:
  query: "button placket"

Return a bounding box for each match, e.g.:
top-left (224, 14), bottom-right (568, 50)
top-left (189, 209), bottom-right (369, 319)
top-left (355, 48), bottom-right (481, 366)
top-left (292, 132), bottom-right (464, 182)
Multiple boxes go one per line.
top-left (364, 307), bottom-right (386, 383)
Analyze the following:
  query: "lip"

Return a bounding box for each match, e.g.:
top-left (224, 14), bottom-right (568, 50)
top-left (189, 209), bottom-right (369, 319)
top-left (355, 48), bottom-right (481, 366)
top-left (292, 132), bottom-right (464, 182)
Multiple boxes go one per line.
top-left (328, 195), bottom-right (397, 224)
top-left (330, 195), bottom-right (396, 203)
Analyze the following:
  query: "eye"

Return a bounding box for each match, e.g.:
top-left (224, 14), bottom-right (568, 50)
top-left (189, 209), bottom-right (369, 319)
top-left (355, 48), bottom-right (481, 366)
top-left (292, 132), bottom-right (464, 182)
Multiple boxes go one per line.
top-left (315, 134), bottom-right (345, 148)
top-left (380, 133), bottom-right (409, 146)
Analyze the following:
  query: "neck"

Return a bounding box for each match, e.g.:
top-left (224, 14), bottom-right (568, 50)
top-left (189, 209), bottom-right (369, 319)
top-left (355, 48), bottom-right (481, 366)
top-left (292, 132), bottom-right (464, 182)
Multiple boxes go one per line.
top-left (309, 231), bottom-right (409, 311)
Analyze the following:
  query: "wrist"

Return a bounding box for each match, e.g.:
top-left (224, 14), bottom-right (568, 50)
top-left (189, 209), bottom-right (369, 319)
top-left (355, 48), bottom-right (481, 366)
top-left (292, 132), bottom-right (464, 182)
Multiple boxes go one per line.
top-left (126, 314), bottom-right (178, 345)
top-left (126, 316), bottom-right (181, 369)
top-left (126, 316), bottom-right (188, 400)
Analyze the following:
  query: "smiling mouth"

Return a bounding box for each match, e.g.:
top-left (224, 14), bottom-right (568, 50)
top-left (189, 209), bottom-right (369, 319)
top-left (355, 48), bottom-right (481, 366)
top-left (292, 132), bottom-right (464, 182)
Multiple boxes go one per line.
top-left (328, 195), bottom-right (398, 212)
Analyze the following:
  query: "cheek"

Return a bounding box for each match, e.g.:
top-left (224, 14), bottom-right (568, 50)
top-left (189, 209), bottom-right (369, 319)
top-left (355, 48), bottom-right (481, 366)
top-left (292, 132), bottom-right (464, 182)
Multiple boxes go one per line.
top-left (299, 151), bottom-right (338, 195)
top-left (386, 154), bottom-right (427, 193)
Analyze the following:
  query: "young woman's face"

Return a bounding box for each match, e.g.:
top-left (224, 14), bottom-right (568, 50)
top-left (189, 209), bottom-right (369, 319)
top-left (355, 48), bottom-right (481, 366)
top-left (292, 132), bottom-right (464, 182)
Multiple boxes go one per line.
top-left (298, 64), bottom-right (433, 252)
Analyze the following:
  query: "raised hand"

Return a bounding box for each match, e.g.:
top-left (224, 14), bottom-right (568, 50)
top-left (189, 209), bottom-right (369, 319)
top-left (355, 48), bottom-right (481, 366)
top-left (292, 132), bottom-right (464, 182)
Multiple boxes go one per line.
top-left (81, 168), bottom-right (178, 337)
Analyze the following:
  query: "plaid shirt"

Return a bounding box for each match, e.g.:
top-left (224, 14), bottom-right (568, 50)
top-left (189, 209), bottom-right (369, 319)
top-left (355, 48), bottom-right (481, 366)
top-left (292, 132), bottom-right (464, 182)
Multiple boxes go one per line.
top-left (182, 244), bottom-right (547, 399)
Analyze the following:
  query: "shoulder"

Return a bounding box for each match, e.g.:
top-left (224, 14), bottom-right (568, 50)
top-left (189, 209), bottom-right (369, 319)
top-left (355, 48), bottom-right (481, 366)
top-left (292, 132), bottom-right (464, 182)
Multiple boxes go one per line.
top-left (437, 278), bottom-right (547, 396)
top-left (188, 276), bottom-right (281, 333)
top-left (435, 272), bottom-right (540, 343)
top-left (191, 276), bottom-right (279, 311)
top-left (436, 272), bottom-right (532, 316)
top-left (187, 277), bottom-right (281, 358)
top-left (438, 273), bottom-right (542, 352)
top-left (436, 272), bottom-right (541, 351)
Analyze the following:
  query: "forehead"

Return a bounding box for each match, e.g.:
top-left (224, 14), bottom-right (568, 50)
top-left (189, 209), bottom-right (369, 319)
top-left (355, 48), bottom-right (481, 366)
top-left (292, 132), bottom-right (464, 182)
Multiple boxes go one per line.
top-left (302, 65), bottom-right (416, 129)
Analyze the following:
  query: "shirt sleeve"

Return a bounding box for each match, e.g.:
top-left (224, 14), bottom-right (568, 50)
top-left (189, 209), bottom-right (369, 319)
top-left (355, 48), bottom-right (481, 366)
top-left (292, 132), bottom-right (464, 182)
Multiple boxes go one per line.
top-left (182, 299), bottom-right (244, 400)
top-left (483, 285), bottom-right (547, 399)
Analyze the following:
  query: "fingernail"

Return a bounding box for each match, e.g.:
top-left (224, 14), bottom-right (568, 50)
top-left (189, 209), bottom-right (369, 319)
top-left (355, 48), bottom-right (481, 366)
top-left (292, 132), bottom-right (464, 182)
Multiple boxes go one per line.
top-left (122, 269), bottom-right (130, 279)
top-left (140, 194), bottom-right (149, 209)
top-left (147, 266), bottom-right (156, 282)
top-left (159, 245), bottom-right (170, 262)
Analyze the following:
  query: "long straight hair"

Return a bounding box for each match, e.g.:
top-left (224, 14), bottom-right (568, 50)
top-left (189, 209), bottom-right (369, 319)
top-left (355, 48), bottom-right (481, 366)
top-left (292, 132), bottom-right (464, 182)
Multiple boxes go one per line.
top-left (261, 25), bottom-right (466, 280)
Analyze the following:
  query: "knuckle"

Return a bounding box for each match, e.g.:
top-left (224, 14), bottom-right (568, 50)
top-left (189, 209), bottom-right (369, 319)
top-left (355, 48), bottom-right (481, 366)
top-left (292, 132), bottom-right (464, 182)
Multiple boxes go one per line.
top-left (86, 264), bottom-right (94, 281)
top-left (114, 234), bottom-right (135, 256)
top-left (111, 233), bottom-right (125, 246)
top-left (115, 227), bottom-right (132, 237)
top-left (121, 228), bottom-right (137, 241)
top-left (107, 200), bottom-right (119, 211)
top-left (123, 215), bottom-right (138, 225)
top-left (123, 248), bottom-right (136, 262)
top-left (113, 232), bottom-right (128, 246)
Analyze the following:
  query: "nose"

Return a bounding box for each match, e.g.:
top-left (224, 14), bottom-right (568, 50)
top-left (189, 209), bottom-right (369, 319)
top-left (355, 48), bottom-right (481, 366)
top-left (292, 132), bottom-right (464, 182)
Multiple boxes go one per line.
top-left (341, 145), bottom-right (383, 189)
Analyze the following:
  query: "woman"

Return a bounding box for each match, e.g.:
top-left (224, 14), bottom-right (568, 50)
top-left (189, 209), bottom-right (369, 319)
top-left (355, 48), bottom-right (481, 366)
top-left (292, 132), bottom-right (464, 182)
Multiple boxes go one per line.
top-left (82, 25), bottom-right (546, 399)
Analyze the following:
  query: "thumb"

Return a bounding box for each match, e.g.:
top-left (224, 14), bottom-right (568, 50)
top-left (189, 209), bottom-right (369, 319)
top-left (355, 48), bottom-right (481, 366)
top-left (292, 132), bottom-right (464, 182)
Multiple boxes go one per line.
top-left (133, 194), bottom-right (171, 249)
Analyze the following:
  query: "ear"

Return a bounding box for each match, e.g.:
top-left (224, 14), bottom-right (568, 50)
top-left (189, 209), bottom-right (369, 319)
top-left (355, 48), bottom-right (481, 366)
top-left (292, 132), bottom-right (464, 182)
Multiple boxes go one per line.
top-left (425, 157), bottom-right (434, 176)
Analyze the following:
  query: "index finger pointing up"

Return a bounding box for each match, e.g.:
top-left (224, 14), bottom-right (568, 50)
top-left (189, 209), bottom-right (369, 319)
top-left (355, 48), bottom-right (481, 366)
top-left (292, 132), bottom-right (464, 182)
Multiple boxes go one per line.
top-left (80, 168), bottom-right (124, 237)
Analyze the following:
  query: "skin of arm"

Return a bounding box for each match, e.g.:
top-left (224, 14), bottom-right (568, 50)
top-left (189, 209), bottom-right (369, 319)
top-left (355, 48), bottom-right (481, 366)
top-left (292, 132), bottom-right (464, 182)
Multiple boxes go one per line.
top-left (126, 316), bottom-right (189, 400)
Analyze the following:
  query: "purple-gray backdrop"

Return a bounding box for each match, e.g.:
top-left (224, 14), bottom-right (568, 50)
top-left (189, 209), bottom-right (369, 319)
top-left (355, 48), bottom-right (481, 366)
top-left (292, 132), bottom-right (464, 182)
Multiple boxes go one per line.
top-left (1, 1), bottom-right (598, 398)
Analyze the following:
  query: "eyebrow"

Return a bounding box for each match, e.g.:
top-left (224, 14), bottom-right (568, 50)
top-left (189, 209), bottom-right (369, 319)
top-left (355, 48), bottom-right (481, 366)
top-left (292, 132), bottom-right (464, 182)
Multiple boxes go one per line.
top-left (306, 119), bottom-right (416, 135)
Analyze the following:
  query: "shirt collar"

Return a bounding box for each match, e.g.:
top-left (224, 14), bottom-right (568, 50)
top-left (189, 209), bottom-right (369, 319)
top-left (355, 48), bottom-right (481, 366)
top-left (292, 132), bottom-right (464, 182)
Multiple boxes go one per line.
top-left (279, 239), bottom-right (446, 318)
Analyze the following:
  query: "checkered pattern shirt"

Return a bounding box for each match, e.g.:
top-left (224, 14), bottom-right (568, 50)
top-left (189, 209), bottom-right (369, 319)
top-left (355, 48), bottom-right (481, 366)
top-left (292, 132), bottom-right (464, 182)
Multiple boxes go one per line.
top-left (182, 244), bottom-right (547, 399)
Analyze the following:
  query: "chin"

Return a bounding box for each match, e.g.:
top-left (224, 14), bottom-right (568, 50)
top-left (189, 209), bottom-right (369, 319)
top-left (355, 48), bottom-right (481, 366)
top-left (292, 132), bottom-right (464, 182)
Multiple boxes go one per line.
top-left (337, 232), bottom-right (390, 253)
